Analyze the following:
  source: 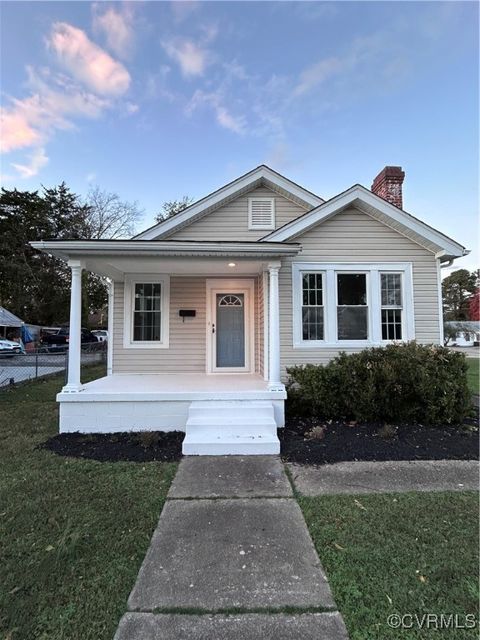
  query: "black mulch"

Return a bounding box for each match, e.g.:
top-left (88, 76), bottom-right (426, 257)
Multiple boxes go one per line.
top-left (41, 431), bottom-right (184, 463)
top-left (280, 404), bottom-right (479, 465)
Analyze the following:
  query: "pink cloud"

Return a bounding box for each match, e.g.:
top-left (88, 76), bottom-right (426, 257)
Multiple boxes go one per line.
top-left (12, 147), bottom-right (49, 179)
top-left (0, 109), bottom-right (41, 153)
top-left (48, 22), bottom-right (131, 96)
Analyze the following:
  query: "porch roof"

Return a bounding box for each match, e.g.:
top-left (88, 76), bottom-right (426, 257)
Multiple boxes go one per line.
top-left (30, 239), bottom-right (301, 278)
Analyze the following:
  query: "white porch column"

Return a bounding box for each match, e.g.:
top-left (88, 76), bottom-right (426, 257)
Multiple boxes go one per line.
top-left (268, 263), bottom-right (282, 391)
top-left (107, 279), bottom-right (114, 375)
top-left (62, 260), bottom-right (84, 393)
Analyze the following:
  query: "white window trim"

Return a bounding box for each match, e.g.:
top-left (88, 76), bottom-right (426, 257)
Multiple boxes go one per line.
top-left (123, 274), bottom-right (170, 349)
top-left (248, 197), bottom-right (275, 230)
top-left (292, 262), bottom-right (415, 349)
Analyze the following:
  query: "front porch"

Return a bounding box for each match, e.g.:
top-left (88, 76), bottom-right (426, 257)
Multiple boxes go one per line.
top-left (31, 239), bottom-right (299, 453)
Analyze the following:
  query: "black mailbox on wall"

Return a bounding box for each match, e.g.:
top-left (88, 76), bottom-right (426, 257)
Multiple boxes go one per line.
top-left (179, 310), bottom-right (196, 321)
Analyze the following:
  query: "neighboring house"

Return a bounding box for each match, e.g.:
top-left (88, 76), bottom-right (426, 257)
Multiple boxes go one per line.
top-left (445, 321), bottom-right (480, 346)
top-left (31, 165), bottom-right (468, 454)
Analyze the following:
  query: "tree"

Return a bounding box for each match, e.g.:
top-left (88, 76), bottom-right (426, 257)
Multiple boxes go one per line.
top-left (0, 183), bottom-right (142, 327)
top-left (469, 288), bottom-right (480, 321)
top-left (155, 196), bottom-right (194, 223)
top-left (83, 186), bottom-right (144, 239)
top-left (442, 269), bottom-right (479, 321)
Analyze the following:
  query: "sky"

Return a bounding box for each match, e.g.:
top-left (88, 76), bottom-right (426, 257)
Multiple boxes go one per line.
top-left (1, 1), bottom-right (478, 273)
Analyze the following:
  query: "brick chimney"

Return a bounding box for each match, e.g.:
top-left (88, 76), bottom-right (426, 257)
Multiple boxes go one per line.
top-left (371, 166), bottom-right (405, 209)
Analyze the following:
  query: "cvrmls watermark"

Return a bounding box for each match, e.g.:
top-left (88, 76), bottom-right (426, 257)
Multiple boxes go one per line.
top-left (387, 613), bottom-right (477, 630)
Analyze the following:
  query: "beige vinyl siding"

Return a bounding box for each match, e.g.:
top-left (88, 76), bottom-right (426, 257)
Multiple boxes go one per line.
top-left (112, 276), bottom-right (262, 375)
top-left (279, 207), bottom-right (440, 376)
top-left (167, 186), bottom-right (308, 241)
top-left (113, 277), bottom-right (207, 373)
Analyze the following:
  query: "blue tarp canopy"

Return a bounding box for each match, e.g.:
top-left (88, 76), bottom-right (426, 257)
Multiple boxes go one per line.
top-left (0, 306), bottom-right (23, 328)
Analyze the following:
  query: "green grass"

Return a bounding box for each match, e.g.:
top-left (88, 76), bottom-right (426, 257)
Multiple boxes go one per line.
top-left (300, 492), bottom-right (479, 639)
top-left (467, 358), bottom-right (479, 395)
top-left (0, 366), bottom-right (177, 640)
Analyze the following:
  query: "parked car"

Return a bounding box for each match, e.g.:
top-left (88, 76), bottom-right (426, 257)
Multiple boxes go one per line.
top-left (40, 327), bottom-right (98, 351)
top-left (91, 329), bottom-right (108, 342)
top-left (0, 339), bottom-right (23, 357)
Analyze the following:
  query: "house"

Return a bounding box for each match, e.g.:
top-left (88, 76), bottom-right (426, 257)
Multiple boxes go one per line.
top-left (31, 165), bottom-right (468, 455)
top-left (444, 321), bottom-right (480, 347)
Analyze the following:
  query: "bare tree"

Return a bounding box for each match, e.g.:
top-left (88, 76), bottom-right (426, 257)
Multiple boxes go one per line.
top-left (84, 186), bottom-right (144, 239)
top-left (155, 196), bottom-right (194, 223)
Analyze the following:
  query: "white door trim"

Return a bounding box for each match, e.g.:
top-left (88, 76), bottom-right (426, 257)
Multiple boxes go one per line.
top-left (206, 278), bottom-right (255, 374)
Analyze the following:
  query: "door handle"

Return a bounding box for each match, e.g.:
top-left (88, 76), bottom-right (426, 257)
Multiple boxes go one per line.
top-left (212, 324), bottom-right (215, 334)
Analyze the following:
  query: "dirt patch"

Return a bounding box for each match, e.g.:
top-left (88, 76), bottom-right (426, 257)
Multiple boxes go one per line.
top-left (280, 408), bottom-right (479, 466)
top-left (41, 431), bottom-right (184, 462)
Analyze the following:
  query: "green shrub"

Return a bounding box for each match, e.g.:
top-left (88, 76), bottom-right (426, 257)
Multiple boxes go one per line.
top-left (286, 342), bottom-right (471, 425)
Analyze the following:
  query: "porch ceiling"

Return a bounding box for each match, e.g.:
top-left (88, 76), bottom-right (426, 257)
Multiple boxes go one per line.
top-left (30, 240), bottom-right (301, 278)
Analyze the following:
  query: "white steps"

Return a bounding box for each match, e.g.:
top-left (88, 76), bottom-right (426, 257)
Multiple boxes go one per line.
top-left (182, 400), bottom-right (280, 455)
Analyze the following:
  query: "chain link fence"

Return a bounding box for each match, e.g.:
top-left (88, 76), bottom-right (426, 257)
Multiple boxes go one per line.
top-left (0, 342), bottom-right (107, 389)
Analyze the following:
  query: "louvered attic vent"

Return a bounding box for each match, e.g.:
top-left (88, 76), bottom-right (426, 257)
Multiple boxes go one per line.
top-left (248, 197), bottom-right (275, 230)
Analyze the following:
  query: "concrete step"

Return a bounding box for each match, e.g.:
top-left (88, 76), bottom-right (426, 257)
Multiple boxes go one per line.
top-left (184, 399), bottom-right (280, 455)
top-left (182, 433), bottom-right (280, 455)
top-left (188, 400), bottom-right (275, 420)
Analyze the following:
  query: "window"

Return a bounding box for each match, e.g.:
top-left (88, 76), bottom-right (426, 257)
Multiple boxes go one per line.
top-left (337, 273), bottom-right (368, 340)
top-left (292, 263), bottom-right (414, 347)
top-left (133, 283), bottom-right (162, 341)
top-left (302, 273), bottom-right (324, 340)
top-left (123, 275), bottom-right (170, 348)
top-left (381, 272), bottom-right (402, 340)
top-left (248, 198), bottom-right (275, 230)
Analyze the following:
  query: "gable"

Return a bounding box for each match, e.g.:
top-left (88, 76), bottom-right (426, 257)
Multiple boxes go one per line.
top-left (165, 186), bottom-right (309, 241)
top-left (294, 207), bottom-right (437, 259)
top-left (134, 165), bottom-right (323, 240)
top-left (263, 184), bottom-right (466, 260)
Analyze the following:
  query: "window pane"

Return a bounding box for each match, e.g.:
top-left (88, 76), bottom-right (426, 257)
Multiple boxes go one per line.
top-left (302, 307), bottom-right (324, 340)
top-left (337, 274), bottom-right (367, 305)
top-left (302, 272), bottom-right (323, 306)
top-left (382, 309), bottom-right (402, 340)
top-left (337, 307), bottom-right (368, 340)
top-left (381, 273), bottom-right (402, 306)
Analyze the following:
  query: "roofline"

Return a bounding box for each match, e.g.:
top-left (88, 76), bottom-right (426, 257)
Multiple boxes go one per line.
top-left (261, 184), bottom-right (467, 258)
top-left (134, 165), bottom-right (324, 240)
top-left (30, 239), bottom-right (301, 260)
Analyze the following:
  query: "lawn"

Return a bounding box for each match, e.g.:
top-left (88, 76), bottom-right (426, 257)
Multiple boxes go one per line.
top-left (300, 492), bottom-right (479, 640)
top-left (467, 357), bottom-right (479, 395)
top-left (0, 367), bottom-right (177, 640)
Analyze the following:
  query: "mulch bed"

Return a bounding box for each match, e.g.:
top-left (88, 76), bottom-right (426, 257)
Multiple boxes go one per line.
top-left (41, 431), bottom-right (184, 463)
top-left (280, 404), bottom-right (479, 465)
top-left (42, 403), bottom-right (479, 465)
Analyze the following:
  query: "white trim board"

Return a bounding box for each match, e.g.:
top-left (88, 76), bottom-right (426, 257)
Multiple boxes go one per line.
top-left (263, 185), bottom-right (466, 259)
top-left (292, 262), bottom-right (415, 348)
top-left (134, 165), bottom-right (323, 240)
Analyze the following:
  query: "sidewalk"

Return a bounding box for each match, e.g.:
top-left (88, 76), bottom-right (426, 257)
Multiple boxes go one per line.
top-left (115, 456), bottom-right (348, 639)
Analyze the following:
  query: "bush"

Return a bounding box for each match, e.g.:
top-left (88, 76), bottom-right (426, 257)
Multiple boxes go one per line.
top-left (286, 342), bottom-right (471, 425)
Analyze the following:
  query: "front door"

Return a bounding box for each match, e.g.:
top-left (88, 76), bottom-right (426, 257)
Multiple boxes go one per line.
top-left (207, 280), bottom-right (254, 373)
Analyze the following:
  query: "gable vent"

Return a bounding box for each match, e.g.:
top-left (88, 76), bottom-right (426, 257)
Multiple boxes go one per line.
top-left (248, 197), bottom-right (275, 230)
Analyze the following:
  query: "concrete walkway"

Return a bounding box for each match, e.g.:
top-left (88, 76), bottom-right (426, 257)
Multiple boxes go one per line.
top-left (287, 460), bottom-right (479, 496)
top-left (115, 456), bottom-right (348, 639)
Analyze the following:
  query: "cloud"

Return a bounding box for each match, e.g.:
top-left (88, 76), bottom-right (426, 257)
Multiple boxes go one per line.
top-left (162, 38), bottom-right (210, 77)
top-left (86, 172), bottom-right (97, 183)
top-left (11, 147), bottom-right (49, 178)
top-left (1, 66), bottom-right (108, 165)
top-left (93, 3), bottom-right (135, 58)
top-left (293, 57), bottom-right (345, 96)
top-left (48, 22), bottom-right (131, 96)
top-left (186, 90), bottom-right (246, 134)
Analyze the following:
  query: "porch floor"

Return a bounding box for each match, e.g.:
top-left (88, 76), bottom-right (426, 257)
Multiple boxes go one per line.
top-left (59, 373), bottom-right (286, 402)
